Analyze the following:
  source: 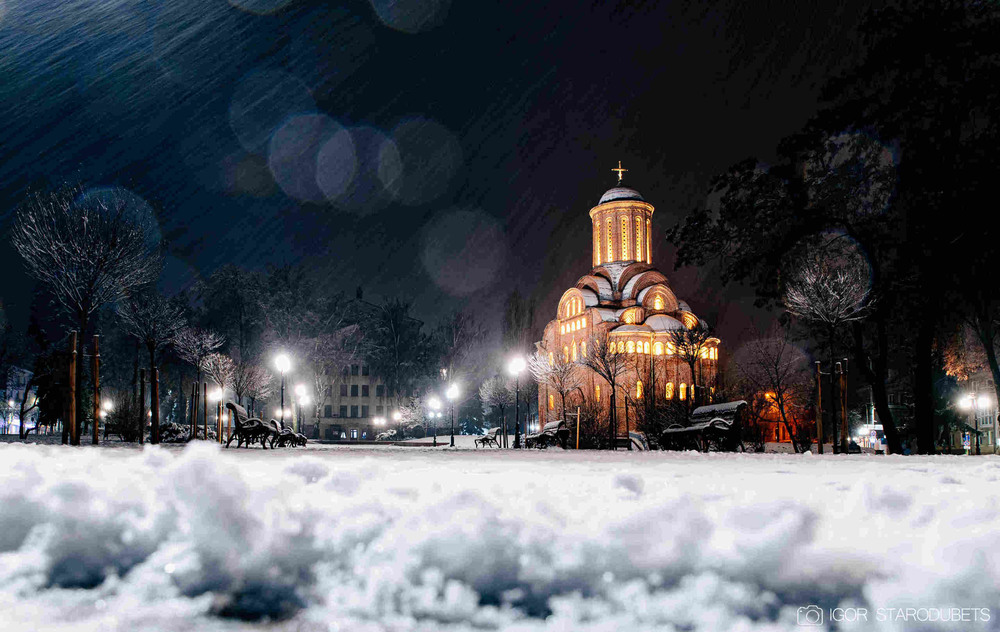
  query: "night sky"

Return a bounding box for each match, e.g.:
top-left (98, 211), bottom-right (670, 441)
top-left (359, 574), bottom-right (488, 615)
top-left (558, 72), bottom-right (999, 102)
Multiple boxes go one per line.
top-left (0, 0), bottom-right (876, 346)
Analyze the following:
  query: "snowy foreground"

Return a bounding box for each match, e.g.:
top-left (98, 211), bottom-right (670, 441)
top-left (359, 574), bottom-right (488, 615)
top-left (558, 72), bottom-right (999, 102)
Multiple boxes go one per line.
top-left (1, 443), bottom-right (998, 632)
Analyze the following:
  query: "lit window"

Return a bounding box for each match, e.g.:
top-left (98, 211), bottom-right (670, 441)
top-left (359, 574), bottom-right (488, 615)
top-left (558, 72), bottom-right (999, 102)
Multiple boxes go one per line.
top-left (666, 382), bottom-right (674, 399)
top-left (595, 384), bottom-right (601, 401)
top-left (636, 216), bottom-right (642, 260)
top-left (666, 342), bottom-right (675, 355)
top-left (561, 324), bottom-right (565, 334)
top-left (679, 383), bottom-right (687, 401)
top-left (646, 218), bottom-right (651, 263)
top-left (623, 311), bottom-right (633, 324)
top-left (564, 346), bottom-right (569, 361)
top-left (617, 341), bottom-right (625, 353)
top-left (594, 223), bottom-right (601, 265)
top-left (571, 342), bottom-right (577, 361)
top-left (636, 380), bottom-right (643, 398)
top-left (581, 341), bottom-right (587, 357)
top-left (690, 384), bottom-right (695, 399)
top-left (654, 296), bottom-right (663, 310)
top-left (700, 348), bottom-right (709, 359)
top-left (549, 352), bottom-right (554, 365)
top-left (626, 340), bottom-right (635, 354)
top-left (653, 342), bottom-right (663, 355)
top-left (644, 341), bottom-right (650, 354)
top-left (548, 394), bottom-right (554, 410)
top-left (580, 317), bottom-right (585, 328)
top-left (607, 218), bottom-right (613, 261)
top-left (621, 216), bottom-right (629, 260)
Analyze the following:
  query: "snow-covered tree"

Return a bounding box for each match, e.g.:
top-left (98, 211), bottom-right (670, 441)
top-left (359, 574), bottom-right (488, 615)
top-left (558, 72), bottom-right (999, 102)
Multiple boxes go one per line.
top-left (479, 375), bottom-right (514, 443)
top-left (528, 349), bottom-right (581, 422)
top-left (579, 334), bottom-right (631, 448)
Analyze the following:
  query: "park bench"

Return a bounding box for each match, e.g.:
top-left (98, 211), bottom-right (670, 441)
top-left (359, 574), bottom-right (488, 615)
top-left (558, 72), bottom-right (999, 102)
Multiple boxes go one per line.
top-left (225, 402), bottom-right (271, 449)
top-left (475, 427), bottom-right (502, 448)
top-left (661, 401), bottom-right (747, 452)
top-left (525, 420), bottom-right (569, 449)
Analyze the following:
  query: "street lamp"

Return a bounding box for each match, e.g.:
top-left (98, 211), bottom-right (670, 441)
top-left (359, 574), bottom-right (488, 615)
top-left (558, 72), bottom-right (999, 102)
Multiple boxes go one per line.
top-left (210, 388), bottom-right (223, 443)
top-left (508, 356), bottom-right (526, 449)
top-left (959, 392), bottom-right (991, 455)
top-left (294, 383), bottom-right (307, 433)
top-left (275, 353), bottom-right (291, 428)
top-left (429, 396), bottom-right (441, 446)
top-left (446, 383), bottom-right (460, 447)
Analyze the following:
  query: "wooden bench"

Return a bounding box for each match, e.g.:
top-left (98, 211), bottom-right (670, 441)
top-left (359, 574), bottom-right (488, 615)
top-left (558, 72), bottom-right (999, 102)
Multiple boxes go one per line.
top-left (660, 401), bottom-right (747, 452)
top-left (475, 427), bottom-right (501, 448)
top-left (525, 420), bottom-right (569, 449)
top-left (225, 402), bottom-right (271, 449)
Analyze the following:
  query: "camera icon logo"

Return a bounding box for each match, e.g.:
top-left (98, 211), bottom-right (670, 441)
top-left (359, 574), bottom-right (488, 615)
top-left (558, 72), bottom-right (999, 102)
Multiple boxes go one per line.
top-left (797, 605), bottom-right (824, 626)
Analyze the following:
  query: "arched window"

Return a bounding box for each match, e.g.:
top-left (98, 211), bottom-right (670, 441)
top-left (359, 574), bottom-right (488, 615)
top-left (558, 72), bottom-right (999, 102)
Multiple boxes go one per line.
top-left (617, 341), bottom-right (625, 353)
top-left (636, 380), bottom-right (643, 398)
top-left (654, 296), bottom-right (663, 310)
top-left (594, 223), bottom-right (601, 266)
top-left (548, 352), bottom-right (554, 365)
top-left (571, 342), bottom-right (577, 361)
top-left (563, 346), bottom-right (569, 361)
top-left (666, 382), bottom-right (674, 399)
top-left (700, 348), bottom-right (708, 359)
top-left (548, 394), bottom-right (554, 410)
top-left (626, 340), bottom-right (635, 354)
top-left (689, 384), bottom-right (695, 400)
top-left (621, 216), bottom-right (629, 260)
top-left (635, 216), bottom-right (643, 260)
top-left (643, 341), bottom-right (650, 354)
top-left (646, 218), bottom-right (651, 263)
top-left (581, 341), bottom-right (587, 357)
top-left (679, 383), bottom-right (687, 400)
top-left (561, 324), bottom-right (565, 334)
top-left (666, 342), bottom-right (675, 355)
top-left (606, 218), bottom-right (614, 261)
top-left (653, 342), bottom-right (663, 355)
top-left (595, 384), bottom-right (601, 402)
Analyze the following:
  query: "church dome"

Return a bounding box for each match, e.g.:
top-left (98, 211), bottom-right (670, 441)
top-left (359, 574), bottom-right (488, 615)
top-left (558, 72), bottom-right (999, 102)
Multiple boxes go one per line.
top-left (599, 186), bottom-right (644, 204)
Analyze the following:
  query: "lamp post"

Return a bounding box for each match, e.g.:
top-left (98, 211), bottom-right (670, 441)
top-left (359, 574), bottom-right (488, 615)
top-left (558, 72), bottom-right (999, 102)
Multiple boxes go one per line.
top-left (446, 383), bottom-right (459, 447)
top-left (294, 383), bottom-right (307, 433)
top-left (210, 388), bottom-right (223, 443)
top-left (508, 356), bottom-right (526, 449)
top-left (959, 392), bottom-right (990, 456)
top-left (428, 396), bottom-right (441, 446)
top-left (275, 353), bottom-right (291, 428)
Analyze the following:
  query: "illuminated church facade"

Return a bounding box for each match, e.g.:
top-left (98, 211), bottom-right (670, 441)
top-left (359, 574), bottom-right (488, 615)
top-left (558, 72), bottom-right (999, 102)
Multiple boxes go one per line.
top-left (536, 164), bottom-right (720, 432)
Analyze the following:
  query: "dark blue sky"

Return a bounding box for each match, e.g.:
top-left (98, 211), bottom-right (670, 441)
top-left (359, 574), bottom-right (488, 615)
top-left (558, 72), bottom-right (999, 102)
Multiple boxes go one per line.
top-left (0, 0), bottom-right (874, 341)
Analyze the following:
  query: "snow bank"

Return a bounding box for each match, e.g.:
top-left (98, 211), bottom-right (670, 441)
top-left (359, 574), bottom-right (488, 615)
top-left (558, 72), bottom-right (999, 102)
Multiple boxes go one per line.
top-left (0, 442), bottom-right (998, 631)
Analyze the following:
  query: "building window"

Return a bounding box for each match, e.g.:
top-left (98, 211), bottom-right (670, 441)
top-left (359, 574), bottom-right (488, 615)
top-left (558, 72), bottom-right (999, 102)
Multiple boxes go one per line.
top-left (324, 405), bottom-right (333, 417)
top-left (607, 218), bottom-right (614, 261)
top-left (351, 385), bottom-right (359, 397)
top-left (339, 405), bottom-right (348, 417)
top-left (564, 345), bottom-right (569, 361)
top-left (636, 380), bottom-right (643, 399)
top-left (666, 382), bottom-right (674, 399)
top-left (350, 428), bottom-right (358, 439)
top-left (342, 365), bottom-right (349, 376)
top-left (654, 296), bottom-right (663, 310)
top-left (362, 385), bottom-right (370, 397)
top-left (690, 384), bottom-right (695, 400)
top-left (340, 384), bottom-right (348, 396)
top-left (666, 342), bottom-right (675, 355)
top-left (595, 222), bottom-right (601, 265)
top-left (571, 342), bottom-right (577, 361)
top-left (350, 405), bottom-right (358, 417)
top-left (549, 352), bottom-right (554, 365)
top-left (636, 216), bottom-right (643, 260)
top-left (644, 341), bottom-right (650, 354)
top-left (617, 341), bottom-right (625, 353)
top-left (362, 365), bottom-right (370, 376)
top-left (654, 342), bottom-right (663, 355)
top-left (324, 386), bottom-right (332, 397)
top-left (351, 364), bottom-right (359, 376)
top-left (548, 394), bottom-right (554, 410)
top-left (626, 340), bottom-right (635, 354)
top-left (361, 405), bottom-right (369, 418)
top-left (581, 341), bottom-right (587, 357)
top-left (376, 384), bottom-right (385, 397)
top-left (646, 218), bottom-right (651, 263)
top-left (621, 216), bottom-right (629, 260)
top-left (376, 405), bottom-right (383, 415)
top-left (679, 383), bottom-right (686, 401)
top-left (595, 384), bottom-right (601, 401)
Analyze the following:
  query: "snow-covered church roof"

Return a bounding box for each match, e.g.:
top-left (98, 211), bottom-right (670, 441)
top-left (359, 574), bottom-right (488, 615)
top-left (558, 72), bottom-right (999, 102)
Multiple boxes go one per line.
top-left (599, 186), bottom-right (644, 204)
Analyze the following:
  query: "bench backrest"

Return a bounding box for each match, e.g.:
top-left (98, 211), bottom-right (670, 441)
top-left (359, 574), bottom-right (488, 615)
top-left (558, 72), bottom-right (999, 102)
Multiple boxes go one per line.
top-left (226, 402), bottom-right (250, 425)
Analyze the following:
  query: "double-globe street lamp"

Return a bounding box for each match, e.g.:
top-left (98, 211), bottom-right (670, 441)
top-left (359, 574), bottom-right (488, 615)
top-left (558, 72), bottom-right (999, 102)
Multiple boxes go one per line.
top-left (959, 392), bottom-right (991, 455)
top-left (275, 353), bottom-right (291, 428)
top-left (508, 356), bottom-right (526, 449)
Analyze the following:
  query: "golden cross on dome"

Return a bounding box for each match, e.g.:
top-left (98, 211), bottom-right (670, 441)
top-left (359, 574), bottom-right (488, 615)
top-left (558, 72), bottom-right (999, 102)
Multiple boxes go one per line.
top-left (612, 160), bottom-right (627, 183)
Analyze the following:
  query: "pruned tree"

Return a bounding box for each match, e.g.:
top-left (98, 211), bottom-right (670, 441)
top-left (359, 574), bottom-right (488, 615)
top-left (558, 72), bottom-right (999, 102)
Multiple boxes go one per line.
top-left (666, 323), bottom-right (714, 407)
top-left (117, 288), bottom-right (186, 387)
top-left (732, 326), bottom-right (813, 453)
top-left (202, 352), bottom-right (235, 393)
top-left (174, 327), bottom-right (224, 434)
top-left (11, 186), bottom-right (160, 444)
top-left (479, 375), bottom-right (514, 441)
top-left (528, 349), bottom-right (582, 422)
top-left (579, 334), bottom-right (631, 448)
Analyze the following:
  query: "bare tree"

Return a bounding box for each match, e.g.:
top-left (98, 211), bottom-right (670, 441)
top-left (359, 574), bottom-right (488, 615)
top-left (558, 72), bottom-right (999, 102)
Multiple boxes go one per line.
top-left (202, 352), bottom-right (235, 394)
top-left (244, 364), bottom-right (274, 418)
top-left (579, 334), bottom-right (631, 448)
top-left (784, 240), bottom-right (873, 452)
top-left (528, 349), bottom-right (582, 422)
top-left (11, 186), bottom-right (160, 444)
top-left (232, 357), bottom-right (270, 409)
top-left (174, 327), bottom-right (224, 434)
top-left (118, 288), bottom-right (186, 388)
top-left (666, 323), bottom-right (714, 407)
top-left (732, 326), bottom-right (813, 453)
top-left (479, 375), bottom-right (514, 440)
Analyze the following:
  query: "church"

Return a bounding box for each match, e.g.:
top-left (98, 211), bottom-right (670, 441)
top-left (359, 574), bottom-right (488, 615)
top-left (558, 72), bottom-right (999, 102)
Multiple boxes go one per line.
top-left (535, 163), bottom-right (720, 434)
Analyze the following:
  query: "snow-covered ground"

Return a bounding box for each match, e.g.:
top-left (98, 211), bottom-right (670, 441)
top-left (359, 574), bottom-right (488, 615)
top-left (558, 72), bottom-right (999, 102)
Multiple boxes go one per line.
top-left (1, 442), bottom-right (998, 631)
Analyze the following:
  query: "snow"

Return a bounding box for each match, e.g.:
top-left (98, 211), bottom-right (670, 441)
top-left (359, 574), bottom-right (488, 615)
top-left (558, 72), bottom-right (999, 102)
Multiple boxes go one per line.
top-left (1, 442), bottom-right (999, 631)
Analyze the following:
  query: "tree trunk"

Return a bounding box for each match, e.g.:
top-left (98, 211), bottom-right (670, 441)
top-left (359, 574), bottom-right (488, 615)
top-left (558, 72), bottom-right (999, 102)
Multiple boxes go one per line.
top-left (914, 316), bottom-right (935, 454)
top-left (852, 320), bottom-right (902, 454)
top-left (609, 386), bottom-right (617, 450)
top-left (972, 307), bottom-right (1000, 454)
top-left (828, 329), bottom-right (838, 453)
